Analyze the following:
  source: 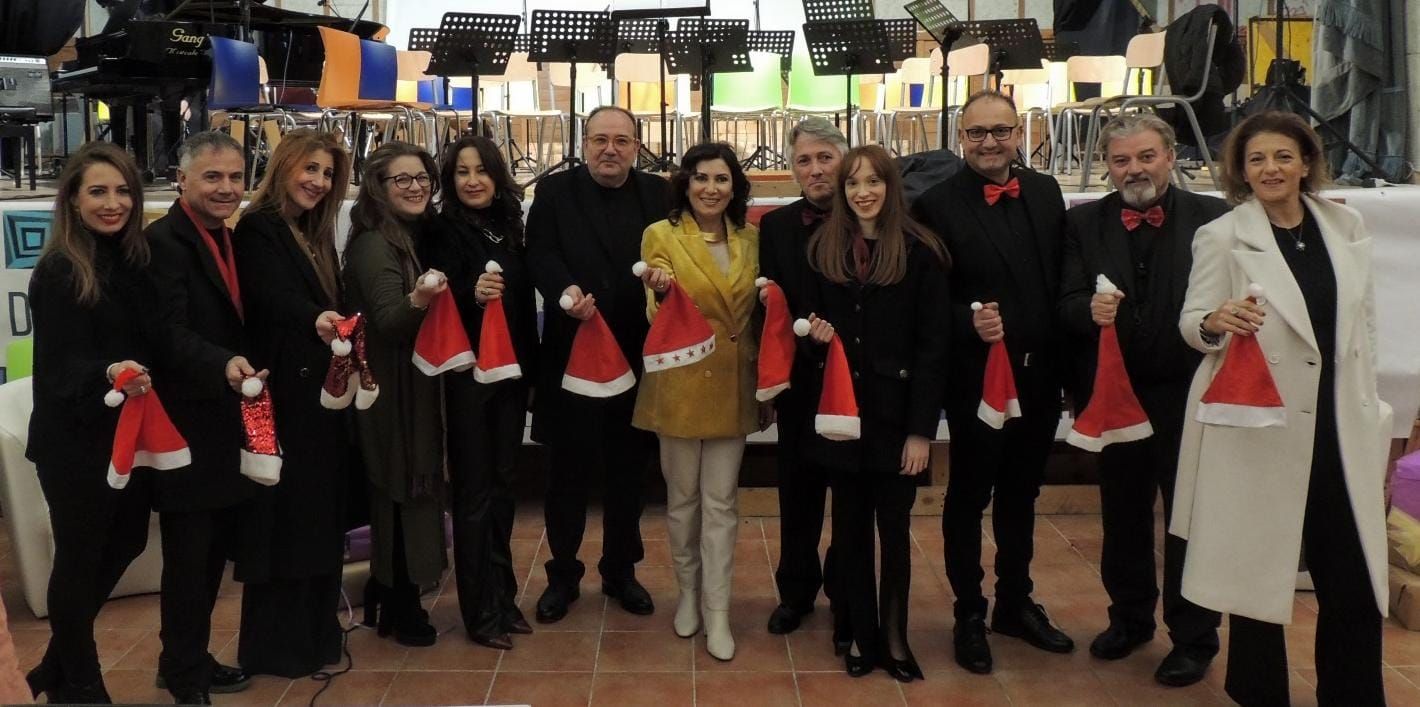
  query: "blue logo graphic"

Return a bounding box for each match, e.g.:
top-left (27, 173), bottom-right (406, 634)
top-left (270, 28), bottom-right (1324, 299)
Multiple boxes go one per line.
top-left (3, 210), bottom-right (53, 269)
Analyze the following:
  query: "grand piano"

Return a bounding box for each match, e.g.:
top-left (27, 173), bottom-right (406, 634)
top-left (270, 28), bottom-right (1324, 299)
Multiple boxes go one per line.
top-left (53, 0), bottom-right (386, 179)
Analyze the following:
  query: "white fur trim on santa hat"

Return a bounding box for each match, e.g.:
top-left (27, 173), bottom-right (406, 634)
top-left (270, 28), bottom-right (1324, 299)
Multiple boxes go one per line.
top-left (107, 465), bottom-right (131, 490)
top-left (642, 332), bottom-right (717, 373)
top-left (320, 373), bottom-right (358, 410)
top-left (355, 384), bottom-right (380, 411)
top-left (240, 449), bottom-right (282, 486)
top-left (755, 382), bottom-right (790, 403)
top-left (412, 349), bottom-right (477, 377)
top-left (815, 413), bottom-right (861, 441)
top-left (976, 398), bottom-right (1022, 430)
top-left (1065, 419), bottom-right (1154, 453)
top-left (562, 368), bottom-right (637, 398)
top-left (1195, 402), bottom-right (1287, 428)
top-left (473, 362), bottom-right (523, 384)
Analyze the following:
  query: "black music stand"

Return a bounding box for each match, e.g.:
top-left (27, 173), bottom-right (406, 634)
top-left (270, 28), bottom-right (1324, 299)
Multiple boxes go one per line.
top-left (747, 29), bottom-right (794, 75)
top-left (427, 13), bottom-right (521, 137)
top-left (665, 19), bottom-right (753, 143)
top-left (802, 0), bottom-right (872, 22)
top-left (612, 16), bottom-right (676, 171)
top-left (801, 19), bottom-right (892, 149)
top-left (954, 19), bottom-right (1045, 87)
top-left (906, 0), bottom-right (964, 147)
top-left (526, 10), bottom-right (615, 181)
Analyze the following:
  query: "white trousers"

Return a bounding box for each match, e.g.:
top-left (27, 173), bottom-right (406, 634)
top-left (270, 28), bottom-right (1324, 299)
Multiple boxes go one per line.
top-left (658, 435), bottom-right (746, 611)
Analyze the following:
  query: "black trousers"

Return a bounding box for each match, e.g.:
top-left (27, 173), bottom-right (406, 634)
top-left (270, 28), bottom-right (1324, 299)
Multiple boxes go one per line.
top-left (236, 573), bottom-right (343, 678)
top-left (158, 504), bottom-right (243, 695)
top-left (1098, 381), bottom-right (1220, 653)
top-left (943, 378), bottom-right (1058, 619)
top-left (543, 395), bottom-right (651, 585)
top-left (830, 470), bottom-right (917, 662)
top-left (773, 402), bottom-right (832, 613)
top-left (36, 466), bottom-right (152, 687)
top-left (448, 379), bottom-right (525, 636)
top-left (1224, 425), bottom-right (1384, 706)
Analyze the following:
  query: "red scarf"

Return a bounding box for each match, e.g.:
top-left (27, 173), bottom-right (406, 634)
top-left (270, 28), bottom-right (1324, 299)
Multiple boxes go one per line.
top-left (179, 199), bottom-right (243, 320)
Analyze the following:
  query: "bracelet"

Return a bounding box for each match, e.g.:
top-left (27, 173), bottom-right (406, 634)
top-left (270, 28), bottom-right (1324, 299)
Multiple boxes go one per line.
top-left (1199, 320), bottom-right (1222, 346)
top-left (105, 362), bottom-right (120, 383)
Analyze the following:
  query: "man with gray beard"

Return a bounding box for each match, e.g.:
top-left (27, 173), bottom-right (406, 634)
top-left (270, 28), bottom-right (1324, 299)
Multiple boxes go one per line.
top-left (1058, 114), bottom-right (1228, 687)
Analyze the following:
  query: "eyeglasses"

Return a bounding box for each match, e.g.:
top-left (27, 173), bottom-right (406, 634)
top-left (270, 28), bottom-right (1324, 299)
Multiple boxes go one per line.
top-left (962, 125), bottom-right (1018, 143)
top-left (586, 135), bottom-right (637, 151)
top-left (383, 173), bottom-right (432, 190)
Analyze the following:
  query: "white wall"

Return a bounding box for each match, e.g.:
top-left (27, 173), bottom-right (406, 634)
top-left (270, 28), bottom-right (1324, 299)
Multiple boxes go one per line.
top-left (1409, 0), bottom-right (1420, 178)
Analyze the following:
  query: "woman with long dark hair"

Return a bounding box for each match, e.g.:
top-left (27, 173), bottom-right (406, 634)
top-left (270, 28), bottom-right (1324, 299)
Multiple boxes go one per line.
top-left (231, 128), bottom-right (355, 677)
top-left (342, 141), bottom-right (448, 647)
top-left (420, 135), bottom-right (539, 650)
top-left (802, 144), bottom-right (950, 681)
top-left (632, 142), bottom-right (763, 661)
top-left (25, 142), bottom-right (157, 703)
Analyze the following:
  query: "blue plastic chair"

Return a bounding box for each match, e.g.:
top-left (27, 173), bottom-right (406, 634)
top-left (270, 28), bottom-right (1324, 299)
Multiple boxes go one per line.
top-left (208, 36), bottom-right (262, 109)
top-left (358, 40), bottom-right (398, 101)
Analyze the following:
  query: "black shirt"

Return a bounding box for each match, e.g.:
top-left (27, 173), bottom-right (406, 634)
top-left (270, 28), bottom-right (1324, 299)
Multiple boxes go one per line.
top-left (967, 167), bottom-right (1053, 354)
top-left (1272, 207), bottom-right (1337, 366)
top-left (1118, 188), bottom-right (1199, 384)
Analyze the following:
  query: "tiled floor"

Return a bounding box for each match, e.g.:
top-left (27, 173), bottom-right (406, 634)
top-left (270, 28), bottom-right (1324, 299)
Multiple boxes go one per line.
top-left (5, 508), bottom-right (1420, 706)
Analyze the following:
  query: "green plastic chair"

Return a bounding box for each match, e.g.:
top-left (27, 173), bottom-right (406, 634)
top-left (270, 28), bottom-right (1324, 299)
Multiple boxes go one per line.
top-left (710, 51), bottom-right (783, 114)
top-left (5, 338), bottom-right (33, 381)
top-left (786, 50), bottom-right (862, 115)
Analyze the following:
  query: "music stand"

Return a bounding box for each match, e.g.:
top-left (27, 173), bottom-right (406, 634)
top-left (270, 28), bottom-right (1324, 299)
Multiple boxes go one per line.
top-left (954, 19), bottom-right (1045, 86)
top-left (665, 19), bottom-right (753, 143)
top-left (801, 19), bottom-right (892, 148)
top-left (427, 13), bottom-right (521, 137)
top-left (906, 0), bottom-right (964, 147)
top-left (526, 9), bottom-right (615, 180)
top-left (747, 29), bottom-right (794, 74)
top-left (612, 16), bottom-right (676, 170)
top-left (802, 0), bottom-right (872, 22)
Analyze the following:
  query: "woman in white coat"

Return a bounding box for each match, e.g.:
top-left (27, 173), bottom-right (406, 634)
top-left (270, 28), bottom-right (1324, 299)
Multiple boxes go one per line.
top-left (1173, 111), bottom-right (1390, 706)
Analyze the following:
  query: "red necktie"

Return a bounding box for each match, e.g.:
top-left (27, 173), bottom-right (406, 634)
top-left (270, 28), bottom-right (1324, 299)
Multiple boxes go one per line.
top-left (801, 207), bottom-right (827, 227)
top-left (983, 177), bottom-right (1020, 206)
top-left (1121, 205), bottom-right (1165, 231)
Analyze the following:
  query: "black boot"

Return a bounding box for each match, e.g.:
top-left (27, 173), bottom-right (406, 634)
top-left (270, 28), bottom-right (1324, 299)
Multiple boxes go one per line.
top-left (25, 653), bottom-right (59, 699)
top-left (378, 581), bottom-right (436, 648)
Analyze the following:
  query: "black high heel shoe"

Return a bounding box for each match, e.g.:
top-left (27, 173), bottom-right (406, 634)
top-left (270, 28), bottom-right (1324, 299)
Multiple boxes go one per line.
top-left (25, 654), bottom-right (59, 699)
top-left (505, 606), bottom-right (533, 635)
top-left (844, 653), bottom-right (874, 678)
top-left (470, 632), bottom-right (514, 650)
top-left (882, 656), bottom-right (924, 683)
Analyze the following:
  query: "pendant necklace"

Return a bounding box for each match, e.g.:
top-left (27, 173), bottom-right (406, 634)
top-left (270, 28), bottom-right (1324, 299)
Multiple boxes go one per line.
top-left (1282, 224), bottom-right (1306, 252)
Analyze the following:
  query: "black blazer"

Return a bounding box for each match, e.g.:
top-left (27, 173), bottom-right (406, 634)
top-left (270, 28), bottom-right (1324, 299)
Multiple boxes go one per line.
top-left (800, 239), bottom-right (951, 474)
top-left (146, 202), bottom-right (257, 512)
top-left (912, 166), bottom-right (1066, 411)
top-left (26, 239), bottom-right (162, 475)
top-left (420, 210), bottom-right (539, 382)
top-left (757, 198), bottom-right (824, 419)
top-left (1058, 188), bottom-right (1231, 398)
top-left (524, 166), bottom-right (668, 445)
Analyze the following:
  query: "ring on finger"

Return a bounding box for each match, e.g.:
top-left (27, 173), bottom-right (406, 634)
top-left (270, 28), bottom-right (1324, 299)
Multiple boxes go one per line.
top-left (1228, 306), bottom-right (1239, 316)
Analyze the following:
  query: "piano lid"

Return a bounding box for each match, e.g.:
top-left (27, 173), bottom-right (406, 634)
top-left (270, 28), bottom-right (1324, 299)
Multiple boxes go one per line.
top-left (162, 0), bottom-right (387, 39)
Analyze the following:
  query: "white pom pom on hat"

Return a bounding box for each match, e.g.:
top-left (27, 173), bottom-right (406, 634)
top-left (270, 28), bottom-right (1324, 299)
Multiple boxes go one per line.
top-left (755, 277), bottom-right (768, 288)
top-left (485, 260), bottom-right (503, 274)
top-left (331, 338), bottom-right (353, 357)
top-left (559, 294), bottom-right (575, 311)
top-left (105, 389), bottom-right (126, 408)
top-left (793, 318), bottom-right (812, 337)
top-left (631, 261), bottom-right (648, 277)
top-left (241, 377), bottom-right (264, 398)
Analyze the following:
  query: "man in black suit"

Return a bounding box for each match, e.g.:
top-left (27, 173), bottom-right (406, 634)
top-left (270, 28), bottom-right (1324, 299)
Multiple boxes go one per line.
top-left (144, 131), bottom-right (259, 703)
top-left (912, 91), bottom-right (1073, 674)
top-left (1058, 114), bottom-right (1227, 687)
top-left (756, 117), bottom-right (844, 635)
top-left (526, 106), bottom-right (669, 622)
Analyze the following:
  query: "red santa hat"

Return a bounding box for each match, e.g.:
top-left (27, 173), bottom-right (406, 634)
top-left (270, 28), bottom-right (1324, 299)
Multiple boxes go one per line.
top-left (238, 377), bottom-right (282, 486)
top-left (412, 273), bottom-right (476, 376)
top-left (1196, 283), bottom-right (1286, 427)
top-left (796, 319), bottom-right (860, 440)
top-left (105, 369), bottom-right (191, 490)
top-left (975, 302), bottom-right (1021, 429)
top-left (636, 261), bottom-right (717, 373)
top-left (474, 260), bottom-right (523, 384)
top-left (1066, 275), bottom-right (1154, 451)
top-left (322, 313), bottom-right (380, 410)
top-left (755, 278), bottom-right (806, 402)
top-left (559, 293), bottom-right (636, 398)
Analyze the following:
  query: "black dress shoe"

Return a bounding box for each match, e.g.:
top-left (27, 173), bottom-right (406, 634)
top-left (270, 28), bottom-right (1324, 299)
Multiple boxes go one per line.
top-left (844, 653), bottom-right (874, 677)
top-left (882, 657), bottom-right (924, 683)
top-left (767, 604), bottom-right (811, 635)
top-left (991, 602), bottom-right (1075, 654)
top-left (536, 582), bottom-right (581, 623)
top-left (49, 678), bottom-right (113, 705)
top-left (601, 576), bottom-right (655, 615)
top-left (1089, 625), bottom-right (1153, 660)
top-left (505, 606), bottom-right (534, 635)
top-left (155, 663), bottom-right (251, 694)
top-left (170, 688), bottom-right (212, 705)
top-left (471, 632), bottom-right (514, 650)
top-left (953, 614), bottom-right (993, 674)
top-left (1154, 647), bottom-right (1212, 687)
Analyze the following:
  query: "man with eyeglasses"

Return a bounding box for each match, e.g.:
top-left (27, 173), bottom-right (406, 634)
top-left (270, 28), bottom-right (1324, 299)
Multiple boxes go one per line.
top-left (1058, 113), bottom-right (1227, 687)
top-left (756, 117), bottom-right (844, 636)
top-left (911, 91), bottom-right (1072, 675)
top-left (526, 105), bottom-right (669, 623)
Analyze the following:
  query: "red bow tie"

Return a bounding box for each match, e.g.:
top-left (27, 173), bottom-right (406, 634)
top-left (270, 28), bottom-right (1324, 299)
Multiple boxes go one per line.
top-left (1121, 205), bottom-right (1165, 231)
top-left (801, 207), bottom-right (827, 227)
top-left (983, 177), bottom-right (1020, 206)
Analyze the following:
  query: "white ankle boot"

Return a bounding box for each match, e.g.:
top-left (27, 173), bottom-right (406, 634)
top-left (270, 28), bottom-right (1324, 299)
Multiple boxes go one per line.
top-left (704, 609), bottom-right (735, 661)
top-left (674, 589), bottom-right (700, 638)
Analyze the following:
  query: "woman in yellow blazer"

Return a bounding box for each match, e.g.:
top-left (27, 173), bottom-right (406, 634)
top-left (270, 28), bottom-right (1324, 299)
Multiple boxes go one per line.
top-left (633, 142), bottom-right (763, 662)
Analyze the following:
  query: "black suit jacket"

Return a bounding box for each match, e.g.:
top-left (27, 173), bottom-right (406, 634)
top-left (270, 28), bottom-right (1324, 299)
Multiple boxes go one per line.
top-left (912, 166), bottom-right (1066, 413)
top-left (757, 198), bottom-right (824, 420)
top-left (524, 166), bottom-right (668, 445)
top-left (799, 240), bottom-right (951, 474)
top-left (1058, 188), bottom-right (1230, 400)
top-left (146, 201), bottom-right (257, 512)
